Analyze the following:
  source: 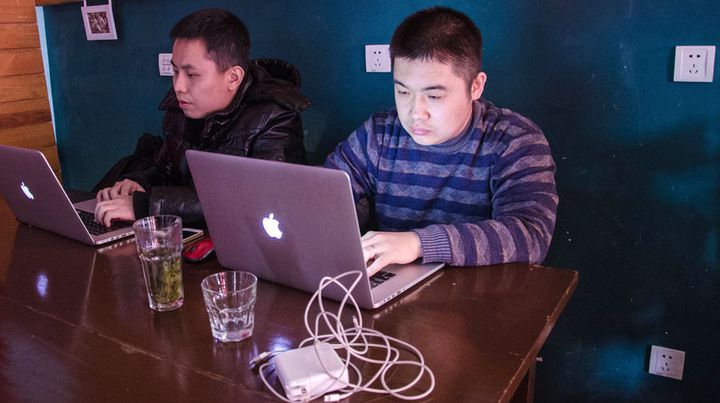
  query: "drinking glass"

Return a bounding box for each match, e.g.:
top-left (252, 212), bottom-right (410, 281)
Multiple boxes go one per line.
top-left (201, 271), bottom-right (257, 342)
top-left (133, 215), bottom-right (184, 311)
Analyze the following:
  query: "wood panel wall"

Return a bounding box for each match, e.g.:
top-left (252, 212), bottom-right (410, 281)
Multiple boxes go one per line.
top-left (0, 0), bottom-right (60, 178)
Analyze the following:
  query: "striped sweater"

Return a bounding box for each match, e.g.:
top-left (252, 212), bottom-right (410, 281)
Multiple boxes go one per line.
top-left (324, 99), bottom-right (558, 267)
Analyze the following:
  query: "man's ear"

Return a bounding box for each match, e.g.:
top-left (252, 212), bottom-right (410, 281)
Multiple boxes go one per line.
top-left (470, 71), bottom-right (487, 100)
top-left (226, 66), bottom-right (245, 91)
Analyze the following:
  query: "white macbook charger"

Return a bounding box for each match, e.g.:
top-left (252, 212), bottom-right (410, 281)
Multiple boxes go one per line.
top-left (257, 272), bottom-right (435, 401)
top-left (274, 342), bottom-right (348, 401)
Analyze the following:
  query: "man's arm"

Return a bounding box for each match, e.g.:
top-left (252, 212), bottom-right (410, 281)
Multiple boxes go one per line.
top-left (414, 131), bottom-right (558, 266)
top-left (142, 185), bottom-right (204, 227)
top-left (94, 143), bottom-right (179, 226)
top-left (324, 118), bottom-right (380, 231)
top-left (361, 146), bottom-right (556, 274)
top-left (326, 117), bottom-right (405, 273)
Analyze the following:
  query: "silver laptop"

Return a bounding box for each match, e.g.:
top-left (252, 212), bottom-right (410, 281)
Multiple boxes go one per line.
top-left (186, 150), bottom-right (444, 309)
top-left (0, 145), bottom-right (134, 246)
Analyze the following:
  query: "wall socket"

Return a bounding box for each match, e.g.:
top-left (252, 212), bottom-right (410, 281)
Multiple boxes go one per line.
top-left (673, 45), bottom-right (715, 82)
top-left (158, 53), bottom-right (173, 76)
top-left (648, 345), bottom-right (685, 380)
top-left (365, 44), bottom-right (391, 73)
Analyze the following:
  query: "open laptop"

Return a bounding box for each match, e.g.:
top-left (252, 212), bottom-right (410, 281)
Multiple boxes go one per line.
top-left (186, 150), bottom-right (444, 309)
top-left (0, 144), bottom-right (134, 246)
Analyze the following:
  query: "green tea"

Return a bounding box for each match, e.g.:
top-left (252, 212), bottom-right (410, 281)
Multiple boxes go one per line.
top-left (139, 247), bottom-right (183, 306)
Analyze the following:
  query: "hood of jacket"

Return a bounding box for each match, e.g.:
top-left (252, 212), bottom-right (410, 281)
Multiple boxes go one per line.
top-left (158, 59), bottom-right (311, 121)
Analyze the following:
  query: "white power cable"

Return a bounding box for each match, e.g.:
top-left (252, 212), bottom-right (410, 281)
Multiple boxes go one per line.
top-left (257, 270), bottom-right (435, 401)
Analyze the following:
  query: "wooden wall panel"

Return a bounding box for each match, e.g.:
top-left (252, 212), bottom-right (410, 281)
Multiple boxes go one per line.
top-left (0, 74), bottom-right (49, 105)
top-left (0, 0), bottom-right (60, 179)
top-left (0, 122), bottom-right (56, 151)
top-left (0, 24), bottom-right (39, 49)
top-left (0, 0), bottom-right (35, 23)
top-left (0, 49), bottom-right (44, 76)
top-left (0, 98), bottom-right (51, 116)
top-left (0, 98), bottom-right (52, 130)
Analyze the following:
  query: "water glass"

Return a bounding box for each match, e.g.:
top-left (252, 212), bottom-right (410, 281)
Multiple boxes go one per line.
top-left (201, 271), bottom-right (257, 342)
top-left (133, 215), bottom-right (184, 311)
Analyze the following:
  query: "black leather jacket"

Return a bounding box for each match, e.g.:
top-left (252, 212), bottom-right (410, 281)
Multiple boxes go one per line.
top-left (125, 59), bottom-right (310, 227)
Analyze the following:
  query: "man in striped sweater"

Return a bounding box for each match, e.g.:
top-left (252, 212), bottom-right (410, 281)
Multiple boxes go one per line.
top-left (325, 7), bottom-right (558, 275)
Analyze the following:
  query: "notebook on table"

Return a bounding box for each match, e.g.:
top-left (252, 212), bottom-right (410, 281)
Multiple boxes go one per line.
top-left (186, 150), bottom-right (444, 309)
top-left (0, 145), bottom-right (134, 246)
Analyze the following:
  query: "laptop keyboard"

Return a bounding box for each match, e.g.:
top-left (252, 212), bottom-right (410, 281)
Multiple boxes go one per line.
top-left (76, 209), bottom-right (130, 235)
top-left (369, 270), bottom-right (396, 288)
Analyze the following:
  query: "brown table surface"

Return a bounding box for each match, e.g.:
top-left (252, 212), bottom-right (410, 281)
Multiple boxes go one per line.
top-left (0, 198), bottom-right (577, 402)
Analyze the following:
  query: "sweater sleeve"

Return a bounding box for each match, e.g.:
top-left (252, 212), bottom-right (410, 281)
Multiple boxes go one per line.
top-left (413, 129), bottom-right (558, 266)
top-left (323, 117), bottom-right (378, 230)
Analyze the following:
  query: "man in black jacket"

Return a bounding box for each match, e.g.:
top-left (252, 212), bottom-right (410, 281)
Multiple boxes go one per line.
top-left (94, 9), bottom-right (309, 227)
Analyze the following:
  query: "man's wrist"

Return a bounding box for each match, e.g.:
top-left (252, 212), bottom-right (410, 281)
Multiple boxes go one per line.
top-left (412, 226), bottom-right (452, 263)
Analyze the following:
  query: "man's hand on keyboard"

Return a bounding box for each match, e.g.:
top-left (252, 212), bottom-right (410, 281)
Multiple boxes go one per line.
top-left (361, 231), bottom-right (422, 276)
top-left (96, 179), bottom-right (145, 202)
top-left (95, 195), bottom-right (135, 227)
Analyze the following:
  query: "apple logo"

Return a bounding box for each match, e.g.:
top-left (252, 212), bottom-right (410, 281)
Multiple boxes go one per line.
top-left (20, 181), bottom-right (34, 200)
top-left (262, 213), bottom-right (283, 239)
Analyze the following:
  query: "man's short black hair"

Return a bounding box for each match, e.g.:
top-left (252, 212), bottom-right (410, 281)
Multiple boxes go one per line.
top-left (390, 7), bottom-right (482, 84)
top-left (170, 9), bottom-right (250, 72)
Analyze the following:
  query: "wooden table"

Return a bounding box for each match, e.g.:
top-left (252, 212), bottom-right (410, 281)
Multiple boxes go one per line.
top-left (0, 199), bottom-right (577, 402)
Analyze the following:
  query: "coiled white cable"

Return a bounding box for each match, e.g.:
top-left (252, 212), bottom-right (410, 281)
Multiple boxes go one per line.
top-left (257, 270), bottom-right (435, 401)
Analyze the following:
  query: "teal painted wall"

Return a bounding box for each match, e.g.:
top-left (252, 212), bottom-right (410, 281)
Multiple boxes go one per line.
top-left (42, 1), bottom-right (719, 401)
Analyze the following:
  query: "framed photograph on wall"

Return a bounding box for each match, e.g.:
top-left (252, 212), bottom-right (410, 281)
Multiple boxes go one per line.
top-left (81, 1), bottom-right (117, 41)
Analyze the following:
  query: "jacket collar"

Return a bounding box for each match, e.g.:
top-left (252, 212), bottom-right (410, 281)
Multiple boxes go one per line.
top-left (158, 63), bottom-right (310, 122)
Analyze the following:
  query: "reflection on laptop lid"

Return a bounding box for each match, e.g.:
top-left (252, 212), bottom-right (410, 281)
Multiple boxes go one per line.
top-left (186, 150), bottom-right (443, 309)
top-left (0, 145), bottom-right (134, 246)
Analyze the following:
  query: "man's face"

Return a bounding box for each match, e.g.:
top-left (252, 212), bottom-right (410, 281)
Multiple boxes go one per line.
top-left (171, 39), bottom-right (241, 119)
top-left (393, 57), bottom-right (486, 146)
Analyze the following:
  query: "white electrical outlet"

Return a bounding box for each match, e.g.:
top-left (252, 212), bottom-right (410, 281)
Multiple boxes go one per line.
top-left (673, 45), bottom-right (715, 82)
top-left (158, 53), bottom-right (173, 77)
top-left (365, 44), bottom-right (391, 73)
top-left (648, 345), bottom-right (685, 380)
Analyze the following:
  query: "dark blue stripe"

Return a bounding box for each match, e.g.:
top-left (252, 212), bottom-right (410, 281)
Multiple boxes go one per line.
top-left (388, 146), bottom-right (498, 167)
top-left (492, 167), bottom-right (555, 193)
top-left (494, 191), bottom-right (557, 210)
top-left (376, 215), bottom-right (459, 231)
top-left (482, 223), bottom-right (504, 263)
top-left (456, 224), bottom-right (478, 264)
top-left (503, 218), bottom-right (529, 261)
top-left (378, 194), bottom-right (492, 217)
top-left (370, 111), bottom-right (392, 129)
